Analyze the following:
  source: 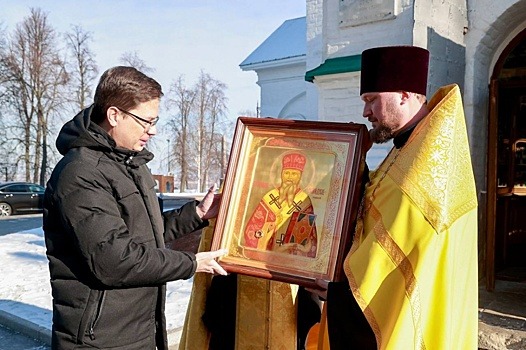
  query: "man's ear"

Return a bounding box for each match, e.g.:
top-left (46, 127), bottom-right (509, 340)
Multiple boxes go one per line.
top-left (106, 106), bottom-right (119, 127)
top-left (399, 91), bottom-right (411, 104)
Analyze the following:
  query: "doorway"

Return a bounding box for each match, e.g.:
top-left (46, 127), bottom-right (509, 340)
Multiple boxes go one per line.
top-left (487, 31), bottom-right (526, 290)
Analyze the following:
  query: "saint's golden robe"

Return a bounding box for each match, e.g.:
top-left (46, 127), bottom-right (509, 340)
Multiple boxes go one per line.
top-left (179, 221), bottom-right (299, 350)
top-left (343, 84), bottom-right (478, 349)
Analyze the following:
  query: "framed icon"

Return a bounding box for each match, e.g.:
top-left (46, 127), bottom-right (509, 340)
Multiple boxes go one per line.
top-left (210, 117), bottom-right (369, 288)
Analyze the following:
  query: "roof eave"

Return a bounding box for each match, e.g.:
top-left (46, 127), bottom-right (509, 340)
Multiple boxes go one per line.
top-left (305, 54), bottom-right (362, 82)
top-left (240, 55), bottom-right (306, 71)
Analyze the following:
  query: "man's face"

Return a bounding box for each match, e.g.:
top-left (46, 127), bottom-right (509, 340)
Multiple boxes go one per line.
top-left (111, 98), bottom-right (159, 151)
top-left (281, 169), bottom-right (302, 186)
top-left (279, 169), bottom-right (302, 206)
top-left (361, 92), bottom-right (405, 144)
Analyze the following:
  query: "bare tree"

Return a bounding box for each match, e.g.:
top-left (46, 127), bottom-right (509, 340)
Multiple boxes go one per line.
top-left (0, 50), bottom-right (19, 182)
top-left (165, 76), bottom-right (196, 192)
top-left (119, 51), bottom-right (155, 73)
top-left (65, 25), bottom-right (98, 111)
top-left (194, 71), bottom-right (228, 191)
top-left (164, 72), bottom-right (230, 192)
top-left (0, 8), bottom-right (68, 184)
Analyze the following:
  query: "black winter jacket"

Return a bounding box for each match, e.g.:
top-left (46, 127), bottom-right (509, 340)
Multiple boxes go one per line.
top-left (43, 106), bottom-right (205, 350)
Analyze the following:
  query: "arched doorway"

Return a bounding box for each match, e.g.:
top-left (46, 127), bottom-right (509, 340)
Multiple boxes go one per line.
top-left (487, 29), bottom-right (526, 290)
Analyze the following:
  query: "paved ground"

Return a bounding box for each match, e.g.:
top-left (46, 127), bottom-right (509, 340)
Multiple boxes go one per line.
top-left (1, 280), bottom-right (525, 349)
top-left (0, 324), bottom-right (49, 350)
top-left (0, 214), bottom-right (42, 236)
top-left (479, 279), bottom-right (526, 349)
top-left (2, 214), bottom-right (526, 348)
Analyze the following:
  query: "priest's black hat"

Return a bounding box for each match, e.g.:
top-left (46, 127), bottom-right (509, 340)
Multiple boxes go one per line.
top-left (360, 46), bottom-right (430, 96)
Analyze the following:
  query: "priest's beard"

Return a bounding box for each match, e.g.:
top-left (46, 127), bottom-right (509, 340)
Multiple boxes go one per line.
top-left (370, 125), bottom-right (395, 144)
top-left (278, 181), bottom-right (299, 206)
top-left (369, 96), bottom-right (405, 144)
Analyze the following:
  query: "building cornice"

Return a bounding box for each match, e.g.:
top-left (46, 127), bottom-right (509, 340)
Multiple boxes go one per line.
top-left (305, 54), bottom-right (361, 82)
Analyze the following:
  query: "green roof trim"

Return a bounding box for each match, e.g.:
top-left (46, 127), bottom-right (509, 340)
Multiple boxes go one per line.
top-left (305, 54), bottom-right (362, 82)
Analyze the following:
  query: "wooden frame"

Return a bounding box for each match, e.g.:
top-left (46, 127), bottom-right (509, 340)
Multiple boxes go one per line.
top-left (210, 117), bottom-right (369, 288)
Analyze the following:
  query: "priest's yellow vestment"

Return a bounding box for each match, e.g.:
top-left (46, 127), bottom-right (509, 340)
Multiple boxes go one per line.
top-left (344, 84), bottom-right (478, 349)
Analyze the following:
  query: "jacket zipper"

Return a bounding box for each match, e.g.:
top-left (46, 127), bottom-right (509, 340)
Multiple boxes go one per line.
top-left (88, 290), bottom-right (106, 340)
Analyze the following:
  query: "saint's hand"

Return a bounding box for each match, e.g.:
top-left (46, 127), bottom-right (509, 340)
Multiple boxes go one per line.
top-left (195, 248), bottom-right (228, 275)
top-left (196, 184), bottom-right (221, 220)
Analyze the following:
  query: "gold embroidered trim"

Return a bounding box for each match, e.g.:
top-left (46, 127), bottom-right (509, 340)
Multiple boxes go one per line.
top-left (370, 205), bottom-right (427, 350)
top-left (390, 84), bottom-right (477, 232)
top-left (344, 252), bottom-right (383, 347)
top-left (345, 205), bottom-right (427, 349)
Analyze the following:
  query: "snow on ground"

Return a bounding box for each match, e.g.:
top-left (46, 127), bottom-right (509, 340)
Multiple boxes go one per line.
top-left (0, 226), bottom-right (193, 341)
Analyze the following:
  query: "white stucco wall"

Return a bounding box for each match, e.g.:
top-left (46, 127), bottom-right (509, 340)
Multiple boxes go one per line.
top-left (255, 62), bottom-right (309, 119)
top-left (308, 0), bottom-right (470, 119)
top-left (414, 0), bottom-right (467, 95)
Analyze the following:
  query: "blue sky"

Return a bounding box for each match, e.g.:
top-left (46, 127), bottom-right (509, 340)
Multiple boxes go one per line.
top-left (1, 1), bottom-right (306, 120)
top-left (1, 1), bottom-right (306, 174)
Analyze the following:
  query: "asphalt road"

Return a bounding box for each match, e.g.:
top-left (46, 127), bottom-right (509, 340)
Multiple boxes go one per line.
top-left (0, 196), bottom-right (196, 237)
top-left (0, 214), bottom-right (43, 237)
top-left (0, 323), bottom-right (49, 350)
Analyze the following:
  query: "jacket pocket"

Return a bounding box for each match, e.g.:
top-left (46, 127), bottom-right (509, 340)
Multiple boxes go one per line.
top-left (76, 289), bottom-right (104, 344)
top-left (86, 290), bottom-right (106, 340)
top-left (78, 287), bottom-right (156, 348)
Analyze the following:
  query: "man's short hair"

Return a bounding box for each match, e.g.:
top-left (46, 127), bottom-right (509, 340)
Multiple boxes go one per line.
top-left (91, 66), bottom-right (163, 124)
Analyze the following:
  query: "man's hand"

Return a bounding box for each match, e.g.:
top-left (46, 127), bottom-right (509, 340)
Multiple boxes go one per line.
top-left (195, 248), bottom-right (228, 275)
top-left (196, 184), bottom-right (221, 220)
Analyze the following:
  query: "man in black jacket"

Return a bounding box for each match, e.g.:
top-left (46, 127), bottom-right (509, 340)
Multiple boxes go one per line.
top-left (43, 66), bottom-right (227, 350)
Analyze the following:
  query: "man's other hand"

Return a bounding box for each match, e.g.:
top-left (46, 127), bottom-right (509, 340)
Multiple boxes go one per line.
top-left (196, 184), bottom-right (221, 220)
top-left (195, 248), bottom-right (228, 275)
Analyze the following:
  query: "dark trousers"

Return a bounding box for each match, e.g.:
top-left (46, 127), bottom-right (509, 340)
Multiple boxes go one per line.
top-left (326, 282), bottom-right (377, 349)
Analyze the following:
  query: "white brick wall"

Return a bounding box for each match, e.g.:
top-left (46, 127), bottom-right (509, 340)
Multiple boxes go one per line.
top-left (313, 72), bottom-right (390, 168)
top-left (305, 0), bottom-right (526, 188)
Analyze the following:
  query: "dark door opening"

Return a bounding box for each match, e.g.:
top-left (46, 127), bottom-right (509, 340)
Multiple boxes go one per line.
top-left (490, 35), bottom-right (526, 286)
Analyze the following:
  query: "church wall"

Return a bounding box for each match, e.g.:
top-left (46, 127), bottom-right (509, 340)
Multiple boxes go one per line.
top-left (307, 0), bottom-right (469, 119)
top-left (306, 0), bottom-right (326, 73)
top-left (414, 0), bottom-right (467, 95)
top-left (242, 0), bottom-right (526, 285)
top-left (462, 0), bottom-right (526, 272)
top-left (307, 0), bottom-right (468, 168)
top-left (315, 72), bottom-right (391, 168)
top-left (256, 62), bottom-right (308, 119)
top-left (464, 0), bottom-right (526, 194)
top-left (321, 0), bottom-right (414, 58)
top-left (307, 0), bottom-right (414, 70)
